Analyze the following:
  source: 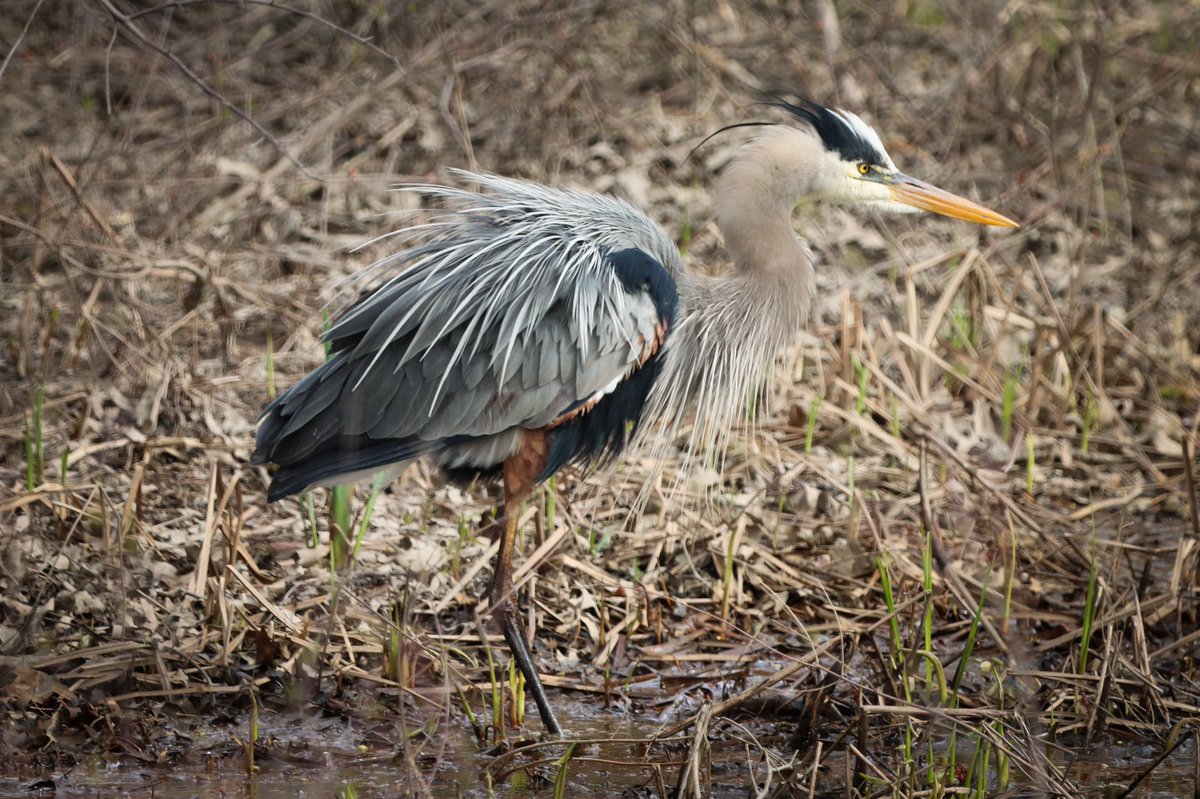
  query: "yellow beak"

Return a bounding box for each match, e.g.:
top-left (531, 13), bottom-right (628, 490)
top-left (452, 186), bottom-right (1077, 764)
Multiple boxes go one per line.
top-left (887, 173), bottom-right (1019, 228)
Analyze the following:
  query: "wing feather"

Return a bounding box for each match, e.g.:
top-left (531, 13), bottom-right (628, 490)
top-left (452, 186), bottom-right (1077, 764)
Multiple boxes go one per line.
top-left (254, 171), bottom-right (683, 497)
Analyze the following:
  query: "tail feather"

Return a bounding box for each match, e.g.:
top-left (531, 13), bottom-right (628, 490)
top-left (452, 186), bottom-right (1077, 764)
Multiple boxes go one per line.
top-left (263, 436), bottom-right (440, 501)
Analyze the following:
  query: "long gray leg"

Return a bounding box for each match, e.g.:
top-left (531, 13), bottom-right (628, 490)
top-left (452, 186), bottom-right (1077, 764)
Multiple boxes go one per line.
top-left (488, 500), bottom-right (563, 737)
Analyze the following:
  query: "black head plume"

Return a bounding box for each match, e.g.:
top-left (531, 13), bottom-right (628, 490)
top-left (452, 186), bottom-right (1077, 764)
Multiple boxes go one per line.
top-left (769, 97), bottom-right (890, 166)
top-left (684, 93), bottom-right (891, 168)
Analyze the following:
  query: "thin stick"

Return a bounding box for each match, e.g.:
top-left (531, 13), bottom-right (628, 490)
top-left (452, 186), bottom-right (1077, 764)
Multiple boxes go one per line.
top-left (1182, 437), bottom-right (1200, 540)
top-left (1112, 729), bottom-right (1194, 799)
top-left (95, 0), bottom-right (316, 179)
top-left (0, 0), bottom-right (44, 83)
top-left (40, 147), bottom-right (123, 246)
top-left (125, 0), bottom-right (407, 75)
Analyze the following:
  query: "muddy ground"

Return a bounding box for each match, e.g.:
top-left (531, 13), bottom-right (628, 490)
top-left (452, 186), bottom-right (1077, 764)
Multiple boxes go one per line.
top-left (2, 1), bottom-right (1199, 797)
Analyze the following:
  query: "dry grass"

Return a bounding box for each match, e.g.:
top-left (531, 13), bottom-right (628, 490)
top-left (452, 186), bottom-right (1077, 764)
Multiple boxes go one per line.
top-left (2, 1), bottom-right (1199, 796)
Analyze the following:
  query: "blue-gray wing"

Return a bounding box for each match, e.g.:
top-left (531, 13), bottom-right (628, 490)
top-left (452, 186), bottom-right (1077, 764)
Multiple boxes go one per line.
top-left (253, 174), bottom-right (680, 499)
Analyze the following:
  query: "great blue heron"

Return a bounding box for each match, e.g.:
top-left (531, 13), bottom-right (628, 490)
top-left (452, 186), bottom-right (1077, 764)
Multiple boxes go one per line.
top-left (252, 98), bottom-right (1017, 737)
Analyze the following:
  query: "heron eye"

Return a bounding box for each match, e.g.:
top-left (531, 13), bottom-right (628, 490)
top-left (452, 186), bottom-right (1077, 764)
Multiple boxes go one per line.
top-left (857, 163), bottom-right (870, 176)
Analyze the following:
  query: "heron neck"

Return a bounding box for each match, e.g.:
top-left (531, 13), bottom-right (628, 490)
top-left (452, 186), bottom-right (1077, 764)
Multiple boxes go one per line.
top-left (713, 125), bottom-right (819, 317)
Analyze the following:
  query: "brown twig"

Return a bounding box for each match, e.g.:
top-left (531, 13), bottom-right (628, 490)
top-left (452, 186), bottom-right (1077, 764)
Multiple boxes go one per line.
top-left (39, 147), bottom-right (124, 247)
top-left (124, 0), bottom-right (408, 75)
top-left (0, 0), bottom-right (44, 84)
top-left (94, 0), bottom-right (317, 180)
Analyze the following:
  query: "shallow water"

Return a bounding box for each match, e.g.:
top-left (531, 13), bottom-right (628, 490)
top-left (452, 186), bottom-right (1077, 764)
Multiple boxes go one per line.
top-left (0, 702), bottom-right (720, 799)
top-left (2, 702), bottom-right (1195, 798)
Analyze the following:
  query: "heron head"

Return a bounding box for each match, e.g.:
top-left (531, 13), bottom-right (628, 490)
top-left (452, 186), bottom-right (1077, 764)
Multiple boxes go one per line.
top-left (781, 99), bottom-right (1018, 228)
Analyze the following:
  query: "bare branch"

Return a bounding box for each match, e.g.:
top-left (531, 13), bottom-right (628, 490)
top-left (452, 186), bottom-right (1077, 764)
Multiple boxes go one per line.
top-left (93, 0), bottom-right (318, 180)
top-left (0, 0), bottom-right (46, 85)
top-left (124, 0), bottom-right (408, 77)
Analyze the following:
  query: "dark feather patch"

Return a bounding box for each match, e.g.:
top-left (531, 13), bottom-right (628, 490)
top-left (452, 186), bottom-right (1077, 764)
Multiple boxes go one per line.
top-left (609, 247), bottom-right (678, 325)
top-left (537, 248), bottom-right (677, 480)
top-left (774, 98), bottom-right (887, 166)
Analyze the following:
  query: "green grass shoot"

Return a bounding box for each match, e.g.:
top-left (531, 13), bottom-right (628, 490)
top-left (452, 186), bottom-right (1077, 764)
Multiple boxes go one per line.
top-left (451, 513), bottom-right (469, 577)
top-left (552, 742), bottom-right (578, 799)
top-left (852, 352), bottom-right (868, 414)
top-left (720, 530), bottom-right (736, 622)
top-left (942, 575), bottom-right (990, 787)
top-left (1078, 519), bottom-right (1100, 676)
top-left (678, 204), bottom-right (694, 252)
top-left (1081, 393), bottom-right (1098, 453)
top-left (588, 527), bottom-right (614, 557)
top-left (508, 658), bottom-right (525, 727)
top-left (247, 687), bottom-right (259, 775)
top-left (24, 421), bottom-right (34, 492)
top-left (330, 484), bottom-right (353, 570)
top-left (1002, 368), bottom-right (1018, 442)
top-left (947, 300), bottom-right (972, 352)
top-left (25, 386), bottom-right (44, 490)
top-left (876, 549), bottom-right (917, 777)
top-left (485, 643), bottom-right (502, 740)
top-left (804, 394), bottom-right (822, 453)
top-left (995, 727), bottom-right (1011, 793)
top-left (351, 473), bottom-right (385, 560)
top-left (950, 579), bottom-right (989, 704)
top-left (877, 551), bottom-right (902, 659)
top-left (456, 686), bottom-right (481, 739)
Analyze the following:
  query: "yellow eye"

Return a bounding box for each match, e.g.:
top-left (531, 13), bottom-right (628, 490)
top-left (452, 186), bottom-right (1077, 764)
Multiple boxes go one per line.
top-left (858, 163), bottom-right (871, 175)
